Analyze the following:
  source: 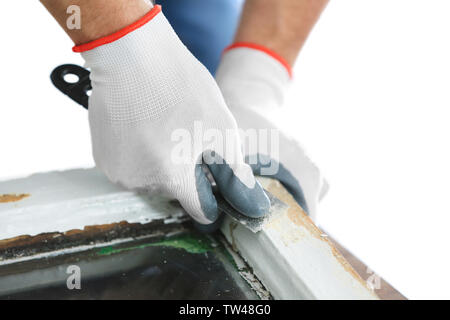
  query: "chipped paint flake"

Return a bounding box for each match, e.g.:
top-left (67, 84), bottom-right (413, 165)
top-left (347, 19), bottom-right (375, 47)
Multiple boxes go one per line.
top-left (0, 194), bottom-right (29, 203)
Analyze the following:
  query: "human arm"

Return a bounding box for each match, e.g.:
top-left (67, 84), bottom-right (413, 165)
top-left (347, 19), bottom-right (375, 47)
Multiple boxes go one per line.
top-left (235, 0), bottom-right (329, 68)
top-left (39, 0), bottom-right (270, 224)
top-left (216, 0), bottom-right (329, 219)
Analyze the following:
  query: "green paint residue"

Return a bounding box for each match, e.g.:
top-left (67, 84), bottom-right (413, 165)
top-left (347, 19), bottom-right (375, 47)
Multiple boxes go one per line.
top-left (98, 233), bottom-right (214, 256)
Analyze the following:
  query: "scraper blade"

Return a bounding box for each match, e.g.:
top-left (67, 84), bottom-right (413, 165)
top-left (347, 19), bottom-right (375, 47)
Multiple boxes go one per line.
top-left (215, 189), bottom-right (288, 233)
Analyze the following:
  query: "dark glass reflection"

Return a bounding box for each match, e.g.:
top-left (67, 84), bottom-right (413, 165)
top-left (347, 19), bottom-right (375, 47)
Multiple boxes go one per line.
top-left (0, 232), bottom-right (258, 300)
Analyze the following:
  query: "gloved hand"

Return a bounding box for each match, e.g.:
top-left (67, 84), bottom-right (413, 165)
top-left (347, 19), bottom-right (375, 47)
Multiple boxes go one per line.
top-left (216, 43), bottom-right (328, 221)
top-left (74, 6), bottom-right (270, 225)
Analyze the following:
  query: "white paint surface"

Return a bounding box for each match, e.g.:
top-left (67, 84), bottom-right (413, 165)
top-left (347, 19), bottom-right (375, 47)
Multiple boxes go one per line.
top-left (221, 178), bottom-right (378, 300)
top-left (0, 169), bottom-right (186, 240)
top-left (1, 1), bottom-right (449, 299)
top-left (0, 169), bottom-right (375, 299)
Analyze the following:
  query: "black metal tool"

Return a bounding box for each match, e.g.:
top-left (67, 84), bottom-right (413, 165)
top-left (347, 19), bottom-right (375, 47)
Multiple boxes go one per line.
top-left (51, 64), bottom-right (91, 109)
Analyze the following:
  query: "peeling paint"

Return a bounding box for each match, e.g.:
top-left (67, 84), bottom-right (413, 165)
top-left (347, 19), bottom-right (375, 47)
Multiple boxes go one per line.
top-left (262, 178), bottom-right (375, 293)
top-left (0, 194), bottom-right (29, 203)
top-left (0, 168), bottom-right (188, 241)
top-left (219, 236), bottom-right (272, 300)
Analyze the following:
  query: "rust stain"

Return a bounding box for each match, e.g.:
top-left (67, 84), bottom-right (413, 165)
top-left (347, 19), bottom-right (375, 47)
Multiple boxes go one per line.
top-left (263, 178), bottom-right (376, 294)
top-left (0, 220), bottom-right (183, 260)
top-left (264, 180), bottom-right (317, 235)
top-left (0, 222), bottom-right (132, 251)
top-left (0, 235), bottom-right (32, 247)
top-left (0, 194), bottom-right (30, 203)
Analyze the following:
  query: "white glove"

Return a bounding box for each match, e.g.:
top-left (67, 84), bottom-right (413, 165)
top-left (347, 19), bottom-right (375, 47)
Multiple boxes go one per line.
top-left (216, 43), bottom-right (328, 221)
top-left (74, 6), bottom-right (270, 224)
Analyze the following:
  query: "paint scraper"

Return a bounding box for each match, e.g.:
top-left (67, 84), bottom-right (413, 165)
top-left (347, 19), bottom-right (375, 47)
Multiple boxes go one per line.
top-left (213, 187), bottom-right (288, 233)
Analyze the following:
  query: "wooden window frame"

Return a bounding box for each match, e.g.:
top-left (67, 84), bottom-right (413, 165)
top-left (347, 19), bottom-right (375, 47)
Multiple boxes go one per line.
top-left (0, 168), bottom-right (378, 299)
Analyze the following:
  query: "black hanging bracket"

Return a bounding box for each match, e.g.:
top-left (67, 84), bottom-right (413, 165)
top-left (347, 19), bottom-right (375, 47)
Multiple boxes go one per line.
top-left (50, 64), bottom-right (91, 109)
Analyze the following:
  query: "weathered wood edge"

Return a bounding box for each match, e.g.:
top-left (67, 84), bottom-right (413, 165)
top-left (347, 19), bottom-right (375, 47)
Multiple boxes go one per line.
top-left (220, 177), bottom-right (379, 300)
top-left (0, 169), bottom-right (378, 299)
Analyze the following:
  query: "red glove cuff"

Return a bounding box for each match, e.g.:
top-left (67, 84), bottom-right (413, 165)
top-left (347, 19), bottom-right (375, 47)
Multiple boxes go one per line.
top-left (72, 5), bottom-right (162, 53)
top-left (224, 42), bottom-right (293, 78)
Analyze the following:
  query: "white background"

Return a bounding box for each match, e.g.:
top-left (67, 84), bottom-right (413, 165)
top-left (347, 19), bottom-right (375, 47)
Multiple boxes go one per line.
top-left (1, 1), bottom-right (449, 299)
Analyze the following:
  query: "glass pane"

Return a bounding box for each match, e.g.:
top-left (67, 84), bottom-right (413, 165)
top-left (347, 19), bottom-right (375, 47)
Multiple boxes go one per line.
top-left (0, 232), bottom-right (259, 300)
